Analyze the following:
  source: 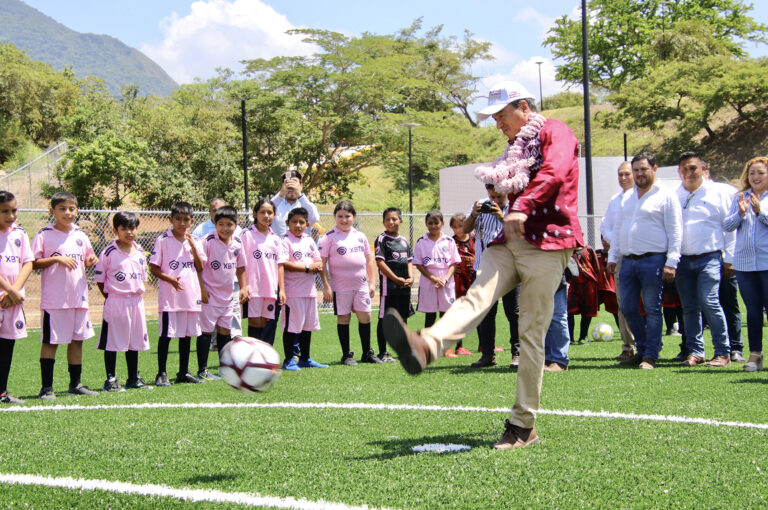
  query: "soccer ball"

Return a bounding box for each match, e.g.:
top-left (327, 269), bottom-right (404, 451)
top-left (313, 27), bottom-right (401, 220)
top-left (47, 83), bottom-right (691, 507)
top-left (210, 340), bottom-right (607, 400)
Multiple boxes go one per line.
top-left (219, 337), bottom-right (281, 393)
top-left (590, 322), bottom-right (615, 342)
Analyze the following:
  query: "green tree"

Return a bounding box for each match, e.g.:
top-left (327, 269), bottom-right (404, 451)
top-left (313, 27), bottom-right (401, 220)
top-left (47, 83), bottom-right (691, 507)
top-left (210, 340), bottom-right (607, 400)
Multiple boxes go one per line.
top-left (544, 0), bottom-right (767, 90)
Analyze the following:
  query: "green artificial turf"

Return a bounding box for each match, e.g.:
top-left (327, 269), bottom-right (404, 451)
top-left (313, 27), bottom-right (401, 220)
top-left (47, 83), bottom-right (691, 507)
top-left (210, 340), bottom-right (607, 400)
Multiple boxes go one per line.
top-left (1, 311), bottom-right (767, 509)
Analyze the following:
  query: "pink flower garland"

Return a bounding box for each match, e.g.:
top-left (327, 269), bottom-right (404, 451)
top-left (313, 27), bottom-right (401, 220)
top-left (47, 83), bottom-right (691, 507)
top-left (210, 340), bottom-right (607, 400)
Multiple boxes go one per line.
top-left (474, 112), bottom-right (547, 195)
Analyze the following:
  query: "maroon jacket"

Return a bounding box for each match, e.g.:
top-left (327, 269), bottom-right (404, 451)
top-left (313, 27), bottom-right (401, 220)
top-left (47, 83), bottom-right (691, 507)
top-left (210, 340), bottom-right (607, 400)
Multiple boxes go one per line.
top-left (508, 118), bottom-right (584, 251)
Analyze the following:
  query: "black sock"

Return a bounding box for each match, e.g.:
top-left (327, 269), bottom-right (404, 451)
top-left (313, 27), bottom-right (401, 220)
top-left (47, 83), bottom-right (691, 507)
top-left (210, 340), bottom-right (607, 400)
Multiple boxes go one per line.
top-left (299, 331), bottom-right (311, 362)
top-left (376, 320), bottom-right (386, 355)
top-left (157, 336), bottom-right (170, 374)
top-left (178, 337), bottom-right (190, 375)
top-left (248, 325), bottom-right (263, 339)
top-left (283, 331), bottom-right (298, 361)
top-left (456, 340), bottom-right (463, 349)
top-left (0, 339), bottom-right (15, 394)
top-left (126, 350), bottom-right (139, 381)
top-left (40, 358), bottom-right (55, 388)
top-left (68, 363), bottom-right (82, 387)
top-left (337, 324), bottom-right (350, 355)
top-left (580, 317), bottom-right (592, 340)
top-left (567, 314), bottom-right (575, 342)
top-left (424, 312), bottom-right (436, 328)
top-left (218, 333), bottom-right (232, 354)
top-left (612, 313), bottom-right (620, 329)
top-left (104, 351), bottom-right (117, 378)
top-left (359, 322), bottom-right (371, 353)
top-left (197, 334), bottom-right (211, 373)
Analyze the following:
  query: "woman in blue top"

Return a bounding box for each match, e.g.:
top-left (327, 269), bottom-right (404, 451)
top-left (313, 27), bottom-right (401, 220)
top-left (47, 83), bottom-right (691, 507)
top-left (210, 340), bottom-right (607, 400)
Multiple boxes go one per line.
top-left (723, 156), bottom-right (768, 372)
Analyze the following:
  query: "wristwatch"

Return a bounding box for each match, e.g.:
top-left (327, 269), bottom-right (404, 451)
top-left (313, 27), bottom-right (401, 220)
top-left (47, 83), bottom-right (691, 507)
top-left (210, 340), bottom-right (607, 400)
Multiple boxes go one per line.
top-left (305, 262), bottom-right (310, 273)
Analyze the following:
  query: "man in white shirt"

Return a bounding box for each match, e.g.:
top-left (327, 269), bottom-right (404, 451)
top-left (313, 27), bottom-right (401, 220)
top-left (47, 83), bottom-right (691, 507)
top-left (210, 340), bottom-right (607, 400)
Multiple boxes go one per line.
top-left (270, 171), bottom-right (320, 237)
top-left (607, 152), bottom-right (682, 369)
top-left (674, 152), bottom-right (732, 367)
top-left (600, 162), bottom-right (635, 360)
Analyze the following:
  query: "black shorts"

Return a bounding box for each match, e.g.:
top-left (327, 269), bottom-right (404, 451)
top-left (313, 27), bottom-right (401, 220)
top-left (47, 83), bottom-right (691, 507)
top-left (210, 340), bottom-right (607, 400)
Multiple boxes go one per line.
top-left (378, 293), bottom-right (414, 320)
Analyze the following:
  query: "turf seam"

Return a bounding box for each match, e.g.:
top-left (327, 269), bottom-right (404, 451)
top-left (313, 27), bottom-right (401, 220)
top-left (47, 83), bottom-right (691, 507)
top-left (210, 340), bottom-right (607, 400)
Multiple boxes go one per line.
top-left (2, 401), bottom-right (767, 430)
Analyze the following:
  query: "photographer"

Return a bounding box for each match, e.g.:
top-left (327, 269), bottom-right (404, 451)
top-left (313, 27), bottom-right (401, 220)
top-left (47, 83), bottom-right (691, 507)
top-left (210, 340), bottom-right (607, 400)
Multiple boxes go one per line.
top-left (465, 183), bottom-right (520, 368)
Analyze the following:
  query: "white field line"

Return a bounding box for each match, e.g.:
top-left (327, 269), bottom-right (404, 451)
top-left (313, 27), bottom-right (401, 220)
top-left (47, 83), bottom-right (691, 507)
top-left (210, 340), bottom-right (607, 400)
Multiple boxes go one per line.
top-left (1, 473), bottom-right (392, 510)
top-left (2, 401), bottom-right (768, 430)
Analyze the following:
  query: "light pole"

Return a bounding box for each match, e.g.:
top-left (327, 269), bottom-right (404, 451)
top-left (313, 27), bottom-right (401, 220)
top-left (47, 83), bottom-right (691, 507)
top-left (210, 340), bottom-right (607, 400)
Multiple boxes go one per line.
top-left (535, 60), bottom-right (544, 110)
top-left (400, 122), bottom-right (420, 247)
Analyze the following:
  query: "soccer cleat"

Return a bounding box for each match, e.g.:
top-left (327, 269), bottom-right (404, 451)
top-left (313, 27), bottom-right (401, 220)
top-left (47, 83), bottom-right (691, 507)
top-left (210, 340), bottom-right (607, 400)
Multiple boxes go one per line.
top-left (444, 349), bottom-right (458, 358)
top-left (175, 372), bottom-right (204, 384)
top-left (125, 376), bottom-right (154, 389)
top-left (154, 372), bottom-right (171, 387)
top-left (297, 358), bottom-right (328, 368)
top-left (197, 371), bottom-right (221, 381)
top-left (341, 352), bottom-right (358, 366)
top-left (378, 352), bottom-right (396, 363)
top-left (102, 377), bottom-right (126, 393)
top-left (493, 346), bottom-right (505, 353)
top-left (68, 383), bottom-right (98, 396)
top-left (360, 350), bottom-right (383, 364)
top-left (0, 392), bottom-right (24, 404)
top-left (38, 386), bottom-right (55, 400)
top-left (282, 357), bottom-right (301, 371)
top-left (455, 346), bottom-right (472, 355)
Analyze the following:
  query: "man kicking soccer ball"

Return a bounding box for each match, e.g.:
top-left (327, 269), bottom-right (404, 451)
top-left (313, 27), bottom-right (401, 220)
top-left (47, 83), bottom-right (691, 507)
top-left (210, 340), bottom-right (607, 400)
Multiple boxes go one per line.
top-left (384, 80), bottom-right (583, 449)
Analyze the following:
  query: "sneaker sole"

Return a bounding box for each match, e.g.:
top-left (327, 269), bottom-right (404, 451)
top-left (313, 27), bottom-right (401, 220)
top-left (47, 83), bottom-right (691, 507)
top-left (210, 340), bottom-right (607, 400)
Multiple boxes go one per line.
top-left (382, 311), bottom-right (423, 376)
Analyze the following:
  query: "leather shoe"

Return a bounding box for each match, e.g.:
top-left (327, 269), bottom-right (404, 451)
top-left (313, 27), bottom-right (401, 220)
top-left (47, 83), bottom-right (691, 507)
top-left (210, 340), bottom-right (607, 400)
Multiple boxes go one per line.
top-left (614, 350), bottom-right (635, 361)
top-left (471, 355), bottom-right (497, 368)
top-left (619, 354), bottom-right (643, 366)
top-left (493, 419), bottom-right (539, 449)
top-left (706, 355), bottom-right (731, 367)
top-left (680, 354), bottom-right (705, 367)
top-left (383, 308), bottom-right (433, 375)
top-left (543, 362), bottom-right (567, 372)
top-left (639, 357), bottom-right (656, 369)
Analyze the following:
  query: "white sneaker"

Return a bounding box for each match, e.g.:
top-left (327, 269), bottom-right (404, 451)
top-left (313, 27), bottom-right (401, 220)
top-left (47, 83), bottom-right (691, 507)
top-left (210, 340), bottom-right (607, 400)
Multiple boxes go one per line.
top-left (743, 352), bottom-right (763, 372)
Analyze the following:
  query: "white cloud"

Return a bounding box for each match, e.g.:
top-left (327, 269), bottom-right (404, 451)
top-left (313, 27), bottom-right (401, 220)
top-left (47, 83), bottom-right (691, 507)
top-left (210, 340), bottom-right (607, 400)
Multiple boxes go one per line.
top-left (141, 0), bottom-right (317, 84)
top-left (513, 7), bottom-right (555, 36)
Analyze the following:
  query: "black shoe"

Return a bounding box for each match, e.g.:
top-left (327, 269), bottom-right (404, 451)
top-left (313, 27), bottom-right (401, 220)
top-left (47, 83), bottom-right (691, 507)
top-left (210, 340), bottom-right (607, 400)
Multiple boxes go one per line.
top-left (154, 372), bottom-right (171, 387)
top-left (619, 354), bottom-right (643, 366)
top-left (38, 386), bottom-right (55, 400)
top-left (68, 383), bottom-right (98, 396)
top-left (360, 349), bottom-right (383, 364)
top-left (470, 355), bottom-right (497, 368)
top-left (341, 352), bottom-right (358, 366)
top-left (0, 392), bottom-right (24, 404)
top-left (671, 352), bottom-right (687, 362)
top-left (102, 377), bottom-right (125, 393)
top-left (176, 372), bottom-right (203, 384)
top-left (125, 376), bottom-right (153, 390)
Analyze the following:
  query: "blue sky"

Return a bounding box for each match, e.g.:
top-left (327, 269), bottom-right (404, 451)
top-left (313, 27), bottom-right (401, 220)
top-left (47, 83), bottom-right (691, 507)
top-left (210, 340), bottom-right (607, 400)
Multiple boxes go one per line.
top-left (22, 0), bottom-right (768, 102)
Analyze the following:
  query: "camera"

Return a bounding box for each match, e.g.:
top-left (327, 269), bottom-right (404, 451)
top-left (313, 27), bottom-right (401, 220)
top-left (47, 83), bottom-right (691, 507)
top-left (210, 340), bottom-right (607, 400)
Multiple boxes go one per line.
top-left (479, 201), bottom-right (496, 214)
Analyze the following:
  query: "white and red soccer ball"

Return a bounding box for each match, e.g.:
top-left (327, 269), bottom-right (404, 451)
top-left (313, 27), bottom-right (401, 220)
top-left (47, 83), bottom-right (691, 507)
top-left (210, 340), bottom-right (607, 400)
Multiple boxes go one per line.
top-left (219, 337), bottom-right (281, 392)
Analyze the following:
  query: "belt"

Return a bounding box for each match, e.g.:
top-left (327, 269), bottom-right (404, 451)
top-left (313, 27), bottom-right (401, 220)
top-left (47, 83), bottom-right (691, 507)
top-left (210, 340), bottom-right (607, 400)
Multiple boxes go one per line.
top-left (681, 250), bottom-right (719, 259)
top-left (624, 252), bottom-right (665, 260)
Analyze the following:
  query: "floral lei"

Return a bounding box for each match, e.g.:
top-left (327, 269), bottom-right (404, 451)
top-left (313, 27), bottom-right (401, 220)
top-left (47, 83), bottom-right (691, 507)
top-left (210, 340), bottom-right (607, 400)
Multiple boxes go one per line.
top-left (474, 112), bottom-right (547, 195)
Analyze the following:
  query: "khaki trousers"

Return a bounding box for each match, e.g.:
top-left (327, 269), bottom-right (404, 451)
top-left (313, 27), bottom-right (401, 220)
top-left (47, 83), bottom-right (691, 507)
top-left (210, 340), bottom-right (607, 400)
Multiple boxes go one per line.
top-left (615, 257), bottom-right (635, 352)
top-left (422, 238), bottom-right (571, 428)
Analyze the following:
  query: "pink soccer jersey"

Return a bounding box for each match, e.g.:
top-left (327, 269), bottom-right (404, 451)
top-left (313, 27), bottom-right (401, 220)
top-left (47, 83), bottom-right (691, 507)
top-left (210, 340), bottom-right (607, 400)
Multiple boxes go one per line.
top-left (93, 242), bottom-right (147, 296)
top-left (31, 223), bottom-right (95, 310)
top-left (318, 227), bottom-right (370, 292)
top-left (149, 228), bottom-right (207, 312)
top-left (413, 233), bottom-right (461, 281)
top-left (200, 231), bottom-right (246, 307)
top-left (0, 224), bottom-right (34, 296)
top-left (241, 226), bottom-right (284, 299)
top-left (282, 233), bottom-right (321, 298)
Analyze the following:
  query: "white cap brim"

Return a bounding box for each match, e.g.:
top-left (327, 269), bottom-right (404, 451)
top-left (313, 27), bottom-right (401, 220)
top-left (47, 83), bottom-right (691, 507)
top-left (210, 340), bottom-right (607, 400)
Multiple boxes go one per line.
top-left (476, 103), bottom-right (509, 122)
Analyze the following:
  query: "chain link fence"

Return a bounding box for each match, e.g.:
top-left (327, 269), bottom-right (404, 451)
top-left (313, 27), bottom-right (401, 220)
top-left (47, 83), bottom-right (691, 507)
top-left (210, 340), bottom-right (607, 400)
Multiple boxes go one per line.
top-left (0, 143), bottom-right (67, 209)
top-left (15, 209), bottom-right (605, 328)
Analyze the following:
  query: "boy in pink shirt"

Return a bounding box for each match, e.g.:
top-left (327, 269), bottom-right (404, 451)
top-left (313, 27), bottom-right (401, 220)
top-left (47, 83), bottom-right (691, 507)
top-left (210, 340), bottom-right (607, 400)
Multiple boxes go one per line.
top-left (149, 202), bottom-right (206, 386)
top-left (240, 198), bottom-right (285, 342)
top-left (318, 200), bottom-right (378, 365)
top-left (197, 206), bottom-right (248, 380)
top-left (32, 191), bottom-right (99, 399)
top-left (280, 208), bottom-right (327, 370)
top-left (0, 191), bottom-right (34, 404)
top-left (94, 212), bottom-right (151, 392)
top-left (413, 210), bottom-right (461, 335)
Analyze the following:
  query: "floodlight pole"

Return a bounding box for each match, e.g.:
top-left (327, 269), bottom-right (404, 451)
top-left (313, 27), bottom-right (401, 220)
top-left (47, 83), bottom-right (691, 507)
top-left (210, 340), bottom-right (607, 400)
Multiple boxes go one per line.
top-left (400, 122), bottom-right (420, 247)
top-left (581, 0), bottom-right (595, 245)
top-left (241, 99), bottom-right (249, 214)
top-left (535, 60), bottom-right (544, 110)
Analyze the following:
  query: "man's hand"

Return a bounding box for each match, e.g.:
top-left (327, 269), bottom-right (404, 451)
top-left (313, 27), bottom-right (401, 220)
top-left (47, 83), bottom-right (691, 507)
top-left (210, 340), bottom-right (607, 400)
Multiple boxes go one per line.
top-left (503, 211), bottom-right (528, 240)
top-left (470, 201), bottom-right (483, 219)
top-left (489, 202), bottom-right (504, 221)
top-left (606, 262), bottom-right (617, 275)
top-left (722, 262), bottom-right (735, 278)
top-left (662, 266), bottom-right (676, 283)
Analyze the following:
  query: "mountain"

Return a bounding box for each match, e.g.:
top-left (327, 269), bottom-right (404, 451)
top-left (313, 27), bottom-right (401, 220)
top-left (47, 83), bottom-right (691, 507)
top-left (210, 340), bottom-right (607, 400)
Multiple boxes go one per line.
top-left (0, 0), bottom-right (177, 97)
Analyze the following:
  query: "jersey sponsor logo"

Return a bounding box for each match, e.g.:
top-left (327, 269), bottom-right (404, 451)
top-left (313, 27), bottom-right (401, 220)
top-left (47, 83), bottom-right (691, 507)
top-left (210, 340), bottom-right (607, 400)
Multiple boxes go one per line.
top-left (15, 320), bottom-right (23, 329)
top-left (392, 252), bottom-right (400, 259)
top-left (211, 260), bottom-right (236, 270)
top-left (4, 255), bottom-right (22, 263)
top-left (210, 260), bottom-right (221, 270)
top-left (253, 250), bottom-right (262, 259)
top-left (337, 247), bottom-right (347, 255)
top-left (51, 251), bottom-right (61, 257)
top-left (169, 260), bottom-right (194, 270)
top-left (115, 271), bottom-right (126, 282)
top-left (14, 238), bottom-right (21, 247)
top-left (169, 260), bottom-right (179, 270)
top-left (293, 250), bottom-right (303, 260)
top-left (422, 256), bottom-right (432, 264)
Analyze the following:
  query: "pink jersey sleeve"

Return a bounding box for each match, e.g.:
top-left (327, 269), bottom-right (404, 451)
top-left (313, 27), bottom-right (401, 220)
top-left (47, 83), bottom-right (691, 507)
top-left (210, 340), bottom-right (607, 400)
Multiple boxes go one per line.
top-left (317, 235), bottom-right (331, 258)
top-left (149, 235), bottom-right (163, 267)
top-left (192, 237), bottom-right (207, 265)
top-left (93, 248), bottom-right (108, 284)
top-left (20, 232), bottom-right (33, 264)
top-left (31, 230), bottom-right (44, 259)
top-left (447, 238), bottom-right (461, 266)
top-left (412, 238), bottom-right (425, 265)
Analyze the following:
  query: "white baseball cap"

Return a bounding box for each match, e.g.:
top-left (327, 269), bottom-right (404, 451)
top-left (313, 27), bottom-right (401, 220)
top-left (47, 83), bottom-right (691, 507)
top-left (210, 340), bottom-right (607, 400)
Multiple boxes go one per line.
top-left (476, 81), bottom-right (536, 121)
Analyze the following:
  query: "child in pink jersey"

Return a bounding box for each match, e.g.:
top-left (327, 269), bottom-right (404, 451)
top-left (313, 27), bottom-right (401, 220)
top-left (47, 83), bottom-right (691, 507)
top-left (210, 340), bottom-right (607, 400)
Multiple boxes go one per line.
top-left (149, 202), bottom-right (206, 386)
top-left (197, 206), bottom-right (248, 380)
top-left (0, 192), bottom-right (34, 404)
top-left (240, 197), bottom-right (285, 343)
top-left (32, 191), bottom-right (99, 400)
top-left (280, 208), bottom-right (327, 370)
top-left (413, 210), bottom-right (461, 350)
top-left (94, 212), bottom-right (151, 392)
top-left (318, 200), bottom-right (378, 365)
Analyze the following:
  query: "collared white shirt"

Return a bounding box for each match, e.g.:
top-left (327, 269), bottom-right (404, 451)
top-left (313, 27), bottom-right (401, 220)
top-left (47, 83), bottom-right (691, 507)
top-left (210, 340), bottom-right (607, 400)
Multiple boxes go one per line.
top-left (608, 180), bottom-right (682, 267)
top-left (675, 180), bottom-right (734, 263)
top-left (270, 193), bottom-right (320, 237)
top-left (600, 189), bottom-right (631, 243)
top-left (192, 219), bottom-right (242, 239)
top-left (708, 180), bottom-right (738, 263)
top-left (468, 198), bottom-right (509, 271)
